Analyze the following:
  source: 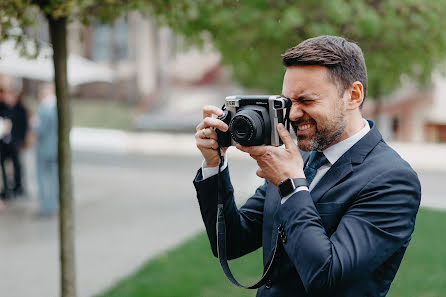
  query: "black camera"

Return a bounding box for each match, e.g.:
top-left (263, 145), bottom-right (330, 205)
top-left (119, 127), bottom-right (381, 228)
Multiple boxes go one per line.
top-left (217, 95), bottom-right (292, 147)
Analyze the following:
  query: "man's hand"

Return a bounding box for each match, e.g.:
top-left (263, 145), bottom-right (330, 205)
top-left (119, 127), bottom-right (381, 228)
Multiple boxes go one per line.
top-left (195, 105), bottom-right (229, 167)
top-left (236, 124), bottom-right (305, 186)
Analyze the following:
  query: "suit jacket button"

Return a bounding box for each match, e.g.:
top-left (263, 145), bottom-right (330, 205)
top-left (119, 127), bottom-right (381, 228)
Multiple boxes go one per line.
top-left (281, 234), bottom-right (287, 244)
top-left (278, 224), bottom-right (284, 232)
top-left (265, 279), bottom-right (272, 289)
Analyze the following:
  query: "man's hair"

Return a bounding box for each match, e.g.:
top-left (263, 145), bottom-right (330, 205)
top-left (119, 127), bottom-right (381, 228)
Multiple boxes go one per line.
top-left (282, 35), bottom-right (368, 103)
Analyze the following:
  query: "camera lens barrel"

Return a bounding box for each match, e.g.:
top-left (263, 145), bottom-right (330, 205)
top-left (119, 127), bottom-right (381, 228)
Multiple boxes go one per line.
top-left (229, 110), bottom-right (265, 146)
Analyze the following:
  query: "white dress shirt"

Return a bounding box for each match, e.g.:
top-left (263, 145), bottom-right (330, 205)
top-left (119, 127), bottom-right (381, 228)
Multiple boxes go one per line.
top-left (201, 156), bottom-right (228, 179)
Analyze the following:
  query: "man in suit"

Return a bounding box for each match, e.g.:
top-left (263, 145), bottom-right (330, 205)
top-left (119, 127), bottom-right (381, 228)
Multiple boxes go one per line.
top-left (193, 35), bottom-right (421, 297)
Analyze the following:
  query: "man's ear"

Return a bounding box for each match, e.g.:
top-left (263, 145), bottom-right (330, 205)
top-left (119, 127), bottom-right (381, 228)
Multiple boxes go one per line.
top-left (346, 81), bottom-right (364, 110)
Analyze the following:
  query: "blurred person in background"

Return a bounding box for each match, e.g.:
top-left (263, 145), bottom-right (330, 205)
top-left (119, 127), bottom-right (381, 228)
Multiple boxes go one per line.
top-left (0, 74), bottom-right (28, 200)
top-left (0, 76), bottom-right (12, 210)
top-left (32, 82), bottom-right (58, 217)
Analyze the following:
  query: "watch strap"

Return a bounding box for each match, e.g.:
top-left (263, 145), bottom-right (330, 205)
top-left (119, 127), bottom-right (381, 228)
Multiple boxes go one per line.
top-left (290, 178), bottom-right (308, 187)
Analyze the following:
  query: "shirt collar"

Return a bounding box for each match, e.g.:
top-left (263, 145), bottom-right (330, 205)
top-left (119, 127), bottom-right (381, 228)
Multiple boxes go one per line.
top-left (322, 119), bottom-right (370, 165)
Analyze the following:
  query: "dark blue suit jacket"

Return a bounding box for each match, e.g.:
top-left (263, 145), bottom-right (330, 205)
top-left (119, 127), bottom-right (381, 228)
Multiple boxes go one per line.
top-left (193, 121), bottom-right (421, 297)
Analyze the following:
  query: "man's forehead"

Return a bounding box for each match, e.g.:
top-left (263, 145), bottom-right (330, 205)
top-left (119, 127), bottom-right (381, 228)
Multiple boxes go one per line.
top-left (282, 91), bottom-right (321, 100)
top-left (282, 75), bottom-right (325, 98)
top-left (283, 66), bottom-right (336, 96)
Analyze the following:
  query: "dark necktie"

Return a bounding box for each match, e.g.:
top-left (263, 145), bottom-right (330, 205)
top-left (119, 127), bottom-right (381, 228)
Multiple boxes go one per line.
top-left (304, 151), bottom-right (328, 186)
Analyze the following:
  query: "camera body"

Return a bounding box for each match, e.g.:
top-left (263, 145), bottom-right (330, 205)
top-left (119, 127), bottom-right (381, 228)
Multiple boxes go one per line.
top-left (217, 95), bottom-right (291, 147)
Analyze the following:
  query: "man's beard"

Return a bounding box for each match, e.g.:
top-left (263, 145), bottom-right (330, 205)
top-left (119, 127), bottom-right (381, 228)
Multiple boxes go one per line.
top-left (293, 112), bottom-right (346, 152)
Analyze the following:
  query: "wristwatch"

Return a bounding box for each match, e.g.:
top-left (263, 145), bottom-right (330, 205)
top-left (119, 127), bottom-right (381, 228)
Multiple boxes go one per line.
top-left (278, 178), bottom-right (308, 198)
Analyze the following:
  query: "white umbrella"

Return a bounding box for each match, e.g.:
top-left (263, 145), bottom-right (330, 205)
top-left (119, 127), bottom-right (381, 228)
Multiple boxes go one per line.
top-left (0, 39), bottom-right (115, 85)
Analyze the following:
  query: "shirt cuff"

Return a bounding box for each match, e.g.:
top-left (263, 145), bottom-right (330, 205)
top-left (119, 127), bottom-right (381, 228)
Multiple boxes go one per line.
top-left (281, 186), bottom-right (309, 204)
top-left (201, 157), bottom-right (228, 180)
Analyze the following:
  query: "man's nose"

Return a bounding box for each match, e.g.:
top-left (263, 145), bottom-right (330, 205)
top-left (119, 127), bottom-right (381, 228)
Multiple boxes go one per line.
top-left (289, 103), bottom-right (304, 121)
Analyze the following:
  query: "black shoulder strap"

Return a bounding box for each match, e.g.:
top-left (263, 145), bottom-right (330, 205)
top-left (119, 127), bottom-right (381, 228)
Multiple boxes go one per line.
top-left (216, 151), bottom-right (283, 289)
top-left (217, 203), bottom-right (283, 288)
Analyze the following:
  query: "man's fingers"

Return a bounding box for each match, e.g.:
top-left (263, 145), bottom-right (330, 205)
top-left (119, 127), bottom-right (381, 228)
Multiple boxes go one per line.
top-left (207, 128), bottom-right (218, 140)
top-left (256, 168), bottom-right (265, 178)
top-left (236, 144), bottom-right (268, 156)
top-left (197, 105), bottom-right (225, 132)
top-left (196, 137), bottom-right (219, 150)
top-left (277, 124), bottom-right (296, 150)
top-left (196, 117), bottom-right (228, 132)
top-left (203, 105), bottom-right (223, 119)
top-left (195, 128), bottom-right (218, 140)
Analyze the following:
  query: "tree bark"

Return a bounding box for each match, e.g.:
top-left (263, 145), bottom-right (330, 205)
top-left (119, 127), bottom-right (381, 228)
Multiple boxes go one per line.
top-left (48, 16), bottom-right (77, 297)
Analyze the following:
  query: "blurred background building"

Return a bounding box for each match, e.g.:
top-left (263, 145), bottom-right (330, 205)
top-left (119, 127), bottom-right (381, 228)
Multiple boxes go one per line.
top-left (362, 74), bottom-right (446, 142)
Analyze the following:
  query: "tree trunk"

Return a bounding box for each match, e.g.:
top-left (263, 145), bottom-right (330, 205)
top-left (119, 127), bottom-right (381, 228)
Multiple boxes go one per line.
top-left (48, 16), bottom-right (77, 297)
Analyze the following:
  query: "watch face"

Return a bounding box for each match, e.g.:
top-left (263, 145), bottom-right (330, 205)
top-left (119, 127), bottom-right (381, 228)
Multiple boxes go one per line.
top-left (279, 178), bottom-right (294, 197)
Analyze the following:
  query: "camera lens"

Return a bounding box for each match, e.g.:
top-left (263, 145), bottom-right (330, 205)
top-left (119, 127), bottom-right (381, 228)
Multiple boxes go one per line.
top-left (232, 116), bottom-right (252, 139)
top-left (229, 110), bottom-right (264, 146)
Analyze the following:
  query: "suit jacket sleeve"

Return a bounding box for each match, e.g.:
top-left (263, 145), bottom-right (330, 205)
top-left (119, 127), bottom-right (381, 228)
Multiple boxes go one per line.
top-left (193, 166), bottom-right (267, 259)
top-left (277, 166), bottom-right (421, 294)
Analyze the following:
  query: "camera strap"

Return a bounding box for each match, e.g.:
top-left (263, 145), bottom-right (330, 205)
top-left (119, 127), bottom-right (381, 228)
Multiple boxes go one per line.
top-left (215, 106), bottom-right (291, 289)
top-left (284, 106), bottom-right (291, 132)
top-left (216, 149), bottom-right (283, 289)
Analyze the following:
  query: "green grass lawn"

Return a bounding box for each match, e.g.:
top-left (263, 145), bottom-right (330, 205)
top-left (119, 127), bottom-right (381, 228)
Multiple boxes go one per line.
top-left (71, 99), bottom-right (135, 130)
top-left (95, 208), bottom-right (446, 297)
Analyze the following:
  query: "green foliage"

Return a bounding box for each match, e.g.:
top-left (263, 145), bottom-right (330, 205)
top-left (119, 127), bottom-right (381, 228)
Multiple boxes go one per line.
top-left (147, 0), bottom-right (446, 98)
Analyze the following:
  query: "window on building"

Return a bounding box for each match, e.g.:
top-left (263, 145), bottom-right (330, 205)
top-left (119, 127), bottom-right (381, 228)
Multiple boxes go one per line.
top-left (392, 117), bottom-right (400, 140)
top-left (91, 18), bottom-right (128, 62)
